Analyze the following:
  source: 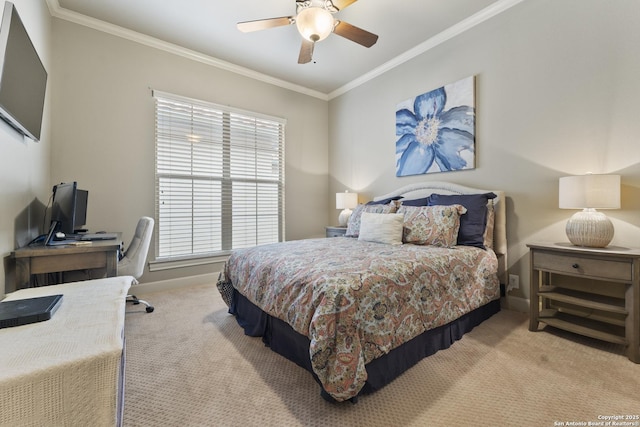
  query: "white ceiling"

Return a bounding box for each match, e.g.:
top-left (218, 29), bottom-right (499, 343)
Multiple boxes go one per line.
top-left (48, 0), bottom-right (522, 99)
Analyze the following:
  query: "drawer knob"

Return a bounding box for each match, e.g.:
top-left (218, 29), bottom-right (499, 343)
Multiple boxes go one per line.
top-left (572, 263), bottom-right (579, 269)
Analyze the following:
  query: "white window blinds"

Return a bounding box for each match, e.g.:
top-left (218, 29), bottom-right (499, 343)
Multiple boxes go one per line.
top-left (154, 91), bottom-right (285, 260)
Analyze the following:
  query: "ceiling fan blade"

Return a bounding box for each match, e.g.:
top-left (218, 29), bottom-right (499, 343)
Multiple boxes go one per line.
top-left (334, 21), bottom-right (378, 47)
top-left (237, 16), bottom-right (293, 33)
top-left (298, 39), bottom-right (314, 64)
top-left (330, 0), bottom-right (358, 11)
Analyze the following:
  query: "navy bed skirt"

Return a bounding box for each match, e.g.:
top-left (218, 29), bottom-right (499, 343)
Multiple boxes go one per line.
top-left (230, 290), bottom-right (500, 401)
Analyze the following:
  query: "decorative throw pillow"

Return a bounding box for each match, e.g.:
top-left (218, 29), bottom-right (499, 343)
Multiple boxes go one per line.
top-left (358, 212), bottom-right (404, 245)
top-left (345, 202), bottom-right (398, 237)
top-left (427, 192), bottom-right (497, 249)
top-left (366, 196), bottom-right (403, 205)
top-left (399, 197), bottom-right (430, 207)
top-left (483, 201), bottom-right (495, 250)
top-left (399, 205), bottom-right (466, 247)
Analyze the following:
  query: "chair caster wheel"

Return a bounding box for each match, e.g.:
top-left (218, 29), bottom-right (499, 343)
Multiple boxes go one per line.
top-left (146, 306), bottom-right (155, 313)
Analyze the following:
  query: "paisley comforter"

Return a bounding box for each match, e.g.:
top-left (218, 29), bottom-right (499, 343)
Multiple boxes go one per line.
top-left (219, 237), bottom-right (500, 401)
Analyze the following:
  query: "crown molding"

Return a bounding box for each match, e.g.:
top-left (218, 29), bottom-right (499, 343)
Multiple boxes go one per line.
top-left (46, 0), bottom-right (525, 102)
top-left (45, 0), bottom-right (329, 101)
top-left (328, 0), bottom-right (526, 99)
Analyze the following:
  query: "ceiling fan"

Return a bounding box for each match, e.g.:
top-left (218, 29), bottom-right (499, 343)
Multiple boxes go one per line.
top-left (237, 0), bottom-right (378, 64)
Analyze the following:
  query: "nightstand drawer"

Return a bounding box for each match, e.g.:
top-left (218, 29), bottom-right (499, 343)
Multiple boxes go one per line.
top-left (532, 251), bottom-right (632, 282)
top-left (325, 226), bottom-right (347, 238)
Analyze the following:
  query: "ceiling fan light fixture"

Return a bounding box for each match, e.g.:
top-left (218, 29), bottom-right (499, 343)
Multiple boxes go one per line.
top-left (296, 7), bottom-right (334, 42)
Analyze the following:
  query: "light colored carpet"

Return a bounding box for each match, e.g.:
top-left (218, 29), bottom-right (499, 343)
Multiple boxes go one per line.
top-left (123, 284), bottom-right (640, 427)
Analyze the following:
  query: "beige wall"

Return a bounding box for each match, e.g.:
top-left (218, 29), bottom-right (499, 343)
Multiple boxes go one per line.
top-left (4, 0), bottom-right (640, 301)
top-left (1, 0), bottom-right (52, 295)
top-left (328, 0), bottom-right (640, 306)
top-left (50, 19), bottom-right (329, 284)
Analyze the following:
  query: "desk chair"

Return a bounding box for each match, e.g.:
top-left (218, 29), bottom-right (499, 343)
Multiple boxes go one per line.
top-left (119, 216), bottom-right (155, 313)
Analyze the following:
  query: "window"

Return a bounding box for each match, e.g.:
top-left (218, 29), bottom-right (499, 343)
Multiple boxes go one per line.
top-left (153, 91), bottom-right (285, 261)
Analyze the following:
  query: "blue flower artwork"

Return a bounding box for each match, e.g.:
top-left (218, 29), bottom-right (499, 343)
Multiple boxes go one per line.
top-left (396, 76), bottom-right (475, 177)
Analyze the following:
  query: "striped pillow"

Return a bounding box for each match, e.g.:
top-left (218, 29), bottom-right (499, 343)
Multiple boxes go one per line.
top-left (358, 212), bottom-right (404, 245)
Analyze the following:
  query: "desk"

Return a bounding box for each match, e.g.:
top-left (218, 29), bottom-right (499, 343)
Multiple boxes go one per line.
top-left (11, 233), bottom-right (122, 289)
top-left (0, 277), bottom-right (131, 426)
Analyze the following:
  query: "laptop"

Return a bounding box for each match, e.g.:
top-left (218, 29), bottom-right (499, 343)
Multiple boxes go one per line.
top-left (77, 232), bottom-right (118, 241)
top-left (0, 294), bottom-right (63, 329)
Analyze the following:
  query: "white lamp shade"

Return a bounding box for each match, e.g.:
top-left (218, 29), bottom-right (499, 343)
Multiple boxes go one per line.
top-left (336, 192), bottom-right (358, 209)
top-left (295, 7), bottom-right (334, 42)
top-left (559, 174), bottom-right (620, 209)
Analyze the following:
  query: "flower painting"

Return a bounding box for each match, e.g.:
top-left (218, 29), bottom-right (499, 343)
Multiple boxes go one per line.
top-left (396, 76), bottom-right (475, 176)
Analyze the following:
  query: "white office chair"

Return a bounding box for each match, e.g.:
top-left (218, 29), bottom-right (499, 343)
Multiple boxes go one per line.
top-left (119, 216), bottom-right (155, 313)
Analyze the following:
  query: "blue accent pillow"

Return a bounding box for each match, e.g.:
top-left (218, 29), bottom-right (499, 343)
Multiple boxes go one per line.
top-left (366, 196), bottom-right (403, 205)
top-left (398, 197), bottom-right (430, 206)
top-left (427, 192), bottom-right (497, 249)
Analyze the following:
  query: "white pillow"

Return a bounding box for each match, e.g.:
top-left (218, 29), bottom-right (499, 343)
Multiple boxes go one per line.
top-left (358, 212), bottom-right (404, 245)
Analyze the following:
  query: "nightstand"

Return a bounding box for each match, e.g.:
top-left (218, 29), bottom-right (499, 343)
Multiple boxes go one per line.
top-left (325, 226), bottom-right (347, 238)
top-left (528, 242), bottom-right (640, 363)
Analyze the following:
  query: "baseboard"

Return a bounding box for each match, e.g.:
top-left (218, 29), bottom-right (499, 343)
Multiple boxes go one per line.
top-left (505, 295), bottom-right (529, 313)
top-left (133, 272), bottom-right (220, 294)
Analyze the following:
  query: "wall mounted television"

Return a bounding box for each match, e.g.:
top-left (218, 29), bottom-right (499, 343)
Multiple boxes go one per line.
top-left (0, 1), bottom-right (47, 141)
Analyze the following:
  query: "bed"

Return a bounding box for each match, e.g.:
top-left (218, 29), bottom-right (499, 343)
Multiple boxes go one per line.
top-left (217, 181), bottom-right (507, 402)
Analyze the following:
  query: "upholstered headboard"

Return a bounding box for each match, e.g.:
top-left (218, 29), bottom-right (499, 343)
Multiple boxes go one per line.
top-left (373, 181), bottom-right (507, 284)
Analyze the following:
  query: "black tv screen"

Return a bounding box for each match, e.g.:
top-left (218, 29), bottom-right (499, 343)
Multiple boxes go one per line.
top-left (0, 2), bottom-right (47, 141)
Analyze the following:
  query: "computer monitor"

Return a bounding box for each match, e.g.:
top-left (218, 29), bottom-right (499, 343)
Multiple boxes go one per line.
top-left (50, 182), bottom-right (88, 235)
top-left (50, 182), bottom-right (77, 235)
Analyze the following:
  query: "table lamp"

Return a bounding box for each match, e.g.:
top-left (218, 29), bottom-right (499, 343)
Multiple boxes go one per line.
top-left (559, 174), bottom-right (620, 247)
top-left (336, 191), bottom-right (358, 227)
